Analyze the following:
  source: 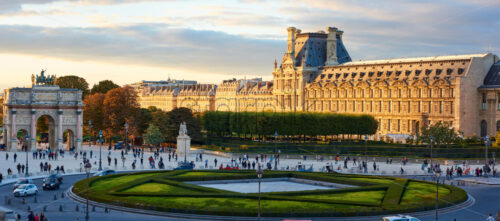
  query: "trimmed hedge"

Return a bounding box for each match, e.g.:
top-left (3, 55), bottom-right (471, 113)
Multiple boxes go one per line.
top-left (73, 170), bottom-right (468, 217)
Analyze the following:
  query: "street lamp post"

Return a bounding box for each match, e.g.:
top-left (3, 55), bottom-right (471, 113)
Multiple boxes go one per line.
top-left (125, 123), bottom-right (129, 152)
top-left (364, 135), bottom-right (368, 163)
top-left (274, 131), bottom-right (278, 170)
top-left (430, 136), bottom-right (434, 173)
top-left (84, 162), bottom-right (92, 221)
top-left (434, 167), bottom-right (442, 221)
top-left (25, 133), bottom-right (30, 177)
top-left (484, 136), bottom-right (489, 170)
top-left (88, 120), bottom-right (92, 147)
top-left (257, 164), bottom-right (263, 219)
top-left (98, 130), bottom-right (103, 171)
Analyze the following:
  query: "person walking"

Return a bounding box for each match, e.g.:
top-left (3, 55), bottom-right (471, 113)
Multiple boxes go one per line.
top-left (0, 172), bottom-right (3, 183)
top-left (14, 153), bottom-right (17, 163)
top-left (487, 213), bottom-right (495, 221)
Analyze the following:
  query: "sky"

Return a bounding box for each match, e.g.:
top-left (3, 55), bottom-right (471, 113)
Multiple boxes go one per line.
top-left (0, 0), bottom-right (499, 91)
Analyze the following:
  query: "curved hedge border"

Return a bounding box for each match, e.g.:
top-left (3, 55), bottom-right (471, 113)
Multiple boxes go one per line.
top-left (73, 170), bottom-right (467, 217)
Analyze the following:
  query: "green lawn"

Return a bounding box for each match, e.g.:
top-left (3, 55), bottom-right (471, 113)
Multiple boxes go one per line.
top-left (297, 190), bottom-right (385, 204)
top-left (123, 182), bottom-right (200, 194)
top-left (91, 173), bottom-right (156, 191)
top-left (400, 181), bottom-right (451, 205)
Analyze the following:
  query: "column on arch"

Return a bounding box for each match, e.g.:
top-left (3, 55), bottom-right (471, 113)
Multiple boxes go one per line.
top-left (10, 110), bottom-right (18, 152)
top-left (76, 109), bottom-right (83, 151)
top-left (30, 110), bottom-right (36, 151)
top-left (57, 110), bottom-right (63, 151)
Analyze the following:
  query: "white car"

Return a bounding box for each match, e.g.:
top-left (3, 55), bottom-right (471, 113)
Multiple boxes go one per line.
top-left (383, 215), bottom-right (421, 221)
top-left (13, 184), bottom-right (38, 197)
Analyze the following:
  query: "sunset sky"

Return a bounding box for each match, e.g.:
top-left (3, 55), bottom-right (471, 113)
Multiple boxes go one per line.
top-left (0, 0), bottom-right (499, 91)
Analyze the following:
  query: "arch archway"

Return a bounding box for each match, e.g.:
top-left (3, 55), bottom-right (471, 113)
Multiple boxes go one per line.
top-left (16, 129), bottom-right (29, 151)
top-left (36, 115), bottom-right (56, 150)
top-left (480, 120), bottom-right (487, 137)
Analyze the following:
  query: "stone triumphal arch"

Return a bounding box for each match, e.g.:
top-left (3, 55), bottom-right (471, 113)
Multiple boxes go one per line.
top-left (2, 80), bottom-right (83, 152)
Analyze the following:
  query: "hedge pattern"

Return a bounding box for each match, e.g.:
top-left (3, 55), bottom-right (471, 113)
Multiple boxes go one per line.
top-left (73, 170), bottom-right (467, 217)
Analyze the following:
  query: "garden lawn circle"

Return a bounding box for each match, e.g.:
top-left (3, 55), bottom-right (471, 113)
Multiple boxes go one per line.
top-left (72, 170), bottom-right (468, 217)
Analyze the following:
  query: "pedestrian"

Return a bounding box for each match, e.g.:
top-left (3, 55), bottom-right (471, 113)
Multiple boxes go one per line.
top-left (214, 158), bottom-right (218, 167)
top-left (0, 172), bottom-right (3, 183)
top-left (40, 212), bottom-right (47, 221)
top-left (487, 213), bottom-right (495, 221)
top-left (27, 211), bottom-right (35, 221)
top-left (495, 211), bottom-right (500, 221)
top-left (14, 153), bottom-right (17, 162)
top-left (114, 158), bottom-right (117, 168)
top-left (34, 213), bottom-right (39, 221)
top-left (6, 152), bottom-right (8, 161)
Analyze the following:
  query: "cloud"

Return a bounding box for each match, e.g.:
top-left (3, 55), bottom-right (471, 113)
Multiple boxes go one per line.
top-left (0, 24), bottom-right (283, 76)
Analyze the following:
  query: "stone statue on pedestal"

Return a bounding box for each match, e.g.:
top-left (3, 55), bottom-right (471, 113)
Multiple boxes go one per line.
top-left (177, 122), bottom-right (191, 163)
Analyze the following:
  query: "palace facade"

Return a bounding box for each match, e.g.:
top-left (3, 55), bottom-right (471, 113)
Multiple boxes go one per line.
top-left (136, 26), bottom-right (500, 139)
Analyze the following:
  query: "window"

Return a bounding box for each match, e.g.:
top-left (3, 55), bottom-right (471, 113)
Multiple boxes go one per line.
top-left (482, 93), bottom-right (486, 110)
top-left (497, 93), bottom-right (500, 110)
top-left (439, 101), bottom-right (442, 114)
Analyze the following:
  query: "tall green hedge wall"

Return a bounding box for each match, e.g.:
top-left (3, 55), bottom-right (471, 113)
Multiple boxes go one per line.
top-left (202, 111), bottom-right (378, 138)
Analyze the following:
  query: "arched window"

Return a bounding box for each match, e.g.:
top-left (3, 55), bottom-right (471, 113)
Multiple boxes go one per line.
top-left (481, 120), bottom-right (487, 137)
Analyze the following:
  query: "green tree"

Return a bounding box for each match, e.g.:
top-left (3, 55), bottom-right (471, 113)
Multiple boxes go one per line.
top-left (418, 121), bottom-right (463, 146)
top-left (103, 86), bottom-right (139, 144)
top-left (55, 75), bottom-right (90, 96)
top-left (90, 80), bottom-right (120, 95)
top-left (144, 124), bottom-right (164, 147)
top-left (165, 108), bottom-right (202, 142)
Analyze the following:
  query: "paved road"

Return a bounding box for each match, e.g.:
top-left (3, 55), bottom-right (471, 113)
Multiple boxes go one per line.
top-left (0, 174), bottom-right (498, 220)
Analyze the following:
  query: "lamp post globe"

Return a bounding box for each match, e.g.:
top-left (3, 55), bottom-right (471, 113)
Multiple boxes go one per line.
top-left (274, 131), bottom-right (278, 170)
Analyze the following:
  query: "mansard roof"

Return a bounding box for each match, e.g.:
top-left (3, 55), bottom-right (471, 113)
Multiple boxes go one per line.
top-left (312, 53), bottom-right (485, 85)
top-left (480, 62), bottom-right (500, 88)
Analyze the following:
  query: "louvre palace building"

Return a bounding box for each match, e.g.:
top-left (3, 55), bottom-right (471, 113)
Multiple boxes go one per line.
top-left (136, 26), bottom-right (500, 140)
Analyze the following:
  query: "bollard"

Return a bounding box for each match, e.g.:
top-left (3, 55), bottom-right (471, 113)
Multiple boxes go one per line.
top-left (61, 192), bottom-right (65, 198)
top-left (92, 206), bottom-right (96, 212)
top-left (75, 205), bottom-right (79, 212)
top-left (54, 194), bottom-right (57, 200)
top-left (59, 205), bottom-right (63, 212)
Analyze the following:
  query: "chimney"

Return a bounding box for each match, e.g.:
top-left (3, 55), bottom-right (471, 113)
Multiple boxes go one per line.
top-left (287, 27), bottom-right (297, 54)
top-left (325, 27), bottom-right (339, 66)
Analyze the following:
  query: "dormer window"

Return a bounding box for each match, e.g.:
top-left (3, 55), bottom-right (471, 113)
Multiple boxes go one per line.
top-left (368, 72), bottom-right (375, 77)
top-left (446, 68), bottom-right (453, 75)
top-left (328, 74), bottom-right (333, 79)
top-left (415, 70), bottom-right (421, 76)
top-left (386, 71), bottom-right (392, 77)
top-left (436, 69), bottom-right (442, 75)
top-left (360, 72), bottom-right (366, 77)
top-left (377, 71), bottom-right (383, 77)
top-left (396, 71), bottom-right (402, 76)
top-left (336, 73), bottom-right (341, 79)
top-left (425, 69), bottom-right (432, 75)
top-left (352, 73), bottom-right (357, 78)
top-left (405, 70), bottom-right (412, 76)
top-left (343, 73), bottom-right (349, 78)
top-left (458, 68), bottom-right (465, 75)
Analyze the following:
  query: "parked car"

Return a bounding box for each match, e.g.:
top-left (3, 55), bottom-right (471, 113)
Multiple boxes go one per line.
top-left (174, 161), bottom-right (195, 170)
top-left (42, 177), bottom-right (61, 190)
top-left (48, 173), bottom-right (63, 183)
top-left (13, 184), bottom-right (38, 197)
top-left (12, 178), bottom-right (34, 190)
top-left (93, 169), bottom-right (116, 177)
top-left (383, 215), bottom-right (421, 221)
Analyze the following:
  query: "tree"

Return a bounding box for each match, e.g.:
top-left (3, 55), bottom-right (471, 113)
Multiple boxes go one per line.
top-left (83, 93), bottom-right (106, 139)
top-left (165, 108), bottom-right (202, 142)
top-left (144, 124), bottom-right (164, 147)
top-left (55, 75), bottom-right (89, 96)
top-left (90, 80), bottom-right (119, 95)
top-left (418, 121), bottom-right (463, 146)
top-left (103, 86), bottom-right (139, 144)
